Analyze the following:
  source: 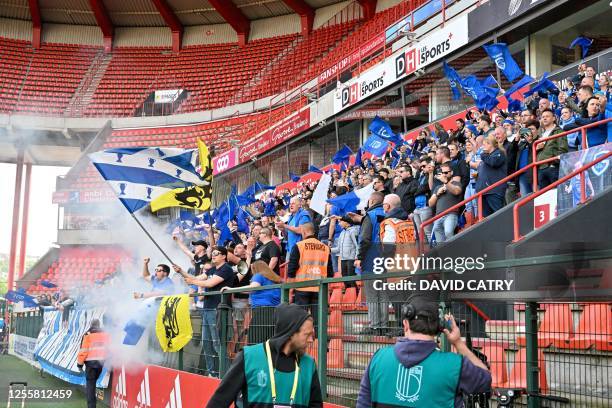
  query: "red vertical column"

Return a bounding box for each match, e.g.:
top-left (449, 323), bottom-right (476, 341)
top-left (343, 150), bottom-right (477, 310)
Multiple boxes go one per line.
top-left (7, 149), bottom-right (24, 293)
top-left (18, 163), bottom-right (32, 279)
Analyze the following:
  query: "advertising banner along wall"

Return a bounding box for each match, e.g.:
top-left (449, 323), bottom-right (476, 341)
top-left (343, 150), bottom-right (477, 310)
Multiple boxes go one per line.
top-left (333, 15), bottom-right (468, 114)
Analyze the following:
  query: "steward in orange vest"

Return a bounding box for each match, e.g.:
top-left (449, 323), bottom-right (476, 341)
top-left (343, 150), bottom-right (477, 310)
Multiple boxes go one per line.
top-left (287, 223), bottom-right (334, 327)
top-left (77, 319), bottom-right (109, 408)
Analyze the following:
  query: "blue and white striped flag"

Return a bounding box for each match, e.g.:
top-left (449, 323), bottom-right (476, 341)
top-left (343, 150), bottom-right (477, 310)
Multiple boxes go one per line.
top-left (89, 147), bottom-right (207, 213)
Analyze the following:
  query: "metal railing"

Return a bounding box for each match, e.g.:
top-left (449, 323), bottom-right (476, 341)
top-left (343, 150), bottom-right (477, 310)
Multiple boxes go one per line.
top-left (419, 119), bottom-right (612, 251)
top-left (513, 150), bottom-right (612, 242)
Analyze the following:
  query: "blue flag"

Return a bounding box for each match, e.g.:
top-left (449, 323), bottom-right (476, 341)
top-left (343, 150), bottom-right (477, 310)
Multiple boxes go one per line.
top-left (326, 183), bottom-right (374, 215)
top-left (503, 75), bottom-right (534, 98)
top-left (123, 320), bottom-right (146, 345)
top-left (308, 165), bottom-right (323, 174)
top-left (523, 72), bottom-right (559, 98)
top-left (483, 43), bottom-right (524, 82)
top-left (289, 172), bottom-right (301, 182)
top-left (363, 135), bottom-right (389, 157)
top-left (332, 144), bottom-right (353, 165)
top-left (5, 290), bottom-right (38, 308)
top-left (264, 199), bottom-right (277, 216)
top-left (461, 75), bottom-right (500, 111)
top-left (369, 116), bottom-right (404, 146)
top-left (355, 147), bottom-right (363, 167)
top-left (506, 96), bottom-right (524, 113)
top-left (236, 208), bottom-right (251, 234)
top-left (40, 280), bottom-right (57, 288)
top-left (569, 36), bottom-right (593, 59)
top-left (443, 61), bottom-right (463, 100)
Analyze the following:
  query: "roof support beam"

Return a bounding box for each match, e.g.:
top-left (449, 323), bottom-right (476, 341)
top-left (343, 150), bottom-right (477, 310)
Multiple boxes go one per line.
top-left (88, 0), bottom-right (113, 52)
top-left (151, 0), bottom-right (183, 52)
top-left (282, 0), bottom-right (314, 37)
top-left (357, 0), bottom-right (377, 20)
top-left (208, 0), bottom-right (251, 47)
top-left (28, 0), bottom-right (41, 48)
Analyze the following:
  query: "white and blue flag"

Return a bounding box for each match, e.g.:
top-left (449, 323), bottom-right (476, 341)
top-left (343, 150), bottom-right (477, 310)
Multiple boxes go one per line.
top-left (89, 147), bottom-right (206, 213)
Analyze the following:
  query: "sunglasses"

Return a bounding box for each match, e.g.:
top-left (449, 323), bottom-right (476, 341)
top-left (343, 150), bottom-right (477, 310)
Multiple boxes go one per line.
top-left (211, 251), bottom-right (223, 256)
top-left (441, 171), bottom-right (452, 174)
top-left (155, 268), bottom-right (164, 272)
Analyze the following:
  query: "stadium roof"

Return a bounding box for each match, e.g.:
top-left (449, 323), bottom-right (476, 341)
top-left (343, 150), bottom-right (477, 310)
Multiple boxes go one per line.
top-left (0, 0), bottom-right (347, 27)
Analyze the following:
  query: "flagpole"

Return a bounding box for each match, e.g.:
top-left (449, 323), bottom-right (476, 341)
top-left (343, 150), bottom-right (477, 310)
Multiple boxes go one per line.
top-left (207, 210), bottom-right (217, 248)
top-left (129, 213), bottom-right (176, 266)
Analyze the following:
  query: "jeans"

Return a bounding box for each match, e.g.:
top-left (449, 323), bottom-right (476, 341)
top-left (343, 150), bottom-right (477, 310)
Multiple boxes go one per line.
top-left (538, 166), bottom-right (559, 189)
top-left (432, 213), bottom-right (458, 244)
top-left (412, 207), bottom-right (433, 243)
top-left (363, 278), bottom-right (389, 329)
top-left (518, 174), bottom-right (533, 197)
top-left (201, 309), bottom-right (220, 376)
top-left (464, 183), bottom-right (478, 217)
top-left (330, 243), bottom-right (339, 273)
top-left (482, 193), bottom-right (505, 217)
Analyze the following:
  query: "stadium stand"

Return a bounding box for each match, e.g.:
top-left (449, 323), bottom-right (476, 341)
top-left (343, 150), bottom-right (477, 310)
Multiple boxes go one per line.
top-left (26, 247), bottom-right (130, 295)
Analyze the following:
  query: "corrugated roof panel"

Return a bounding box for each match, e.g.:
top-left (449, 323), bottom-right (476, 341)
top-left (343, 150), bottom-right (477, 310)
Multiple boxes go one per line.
top-left (105, 0), bottom-right (166, 27)
top-left (240, 1), bottom-right (294, 20)
top-left (0, 0), bottom-right (30, 20)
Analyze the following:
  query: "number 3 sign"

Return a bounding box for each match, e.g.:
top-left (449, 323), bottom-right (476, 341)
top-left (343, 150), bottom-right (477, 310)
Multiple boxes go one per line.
top-left (533, 189), bottom-right (558, 229)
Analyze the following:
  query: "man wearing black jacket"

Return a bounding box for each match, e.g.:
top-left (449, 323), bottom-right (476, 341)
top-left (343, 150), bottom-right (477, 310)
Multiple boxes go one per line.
top-left (412, 157), bottom-right (434, 243)
top-left (207, 304), bottom-right (323, 407)
top-left (393, 165), bottom-right (418, 215)
top-left (494, 127), bottom-right (519, 204)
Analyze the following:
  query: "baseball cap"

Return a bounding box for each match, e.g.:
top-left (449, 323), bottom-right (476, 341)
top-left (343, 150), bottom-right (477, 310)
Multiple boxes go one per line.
top-left (192, 240), bottom-right (208, 247)
top-left (502, 119), bottom-right (515, 126)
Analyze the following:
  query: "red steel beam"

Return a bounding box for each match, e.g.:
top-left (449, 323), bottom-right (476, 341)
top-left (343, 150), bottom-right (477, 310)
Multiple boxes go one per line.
top-left (28, 0), bottom-right (41, 48)
top-left (151, 0), bottom-right (183, 52)
top-left (18, 164), bottom-right (32, 279)
top-left (88, 0), bottom-right (114, 52)
top-left (357, 0), bottom-right (377, 20)
top-left (282, 0), bottom-right (314, 36)
top-left (7, 149), bottom-right (24, 294)
top-left (208, 0), bottom-right (251, 46)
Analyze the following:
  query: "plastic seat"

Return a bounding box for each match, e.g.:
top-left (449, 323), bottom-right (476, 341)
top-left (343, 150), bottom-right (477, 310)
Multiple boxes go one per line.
top-left (498, 348), bottom-right (548, 394)
top-left (563, 303), bottom-right (611, 351)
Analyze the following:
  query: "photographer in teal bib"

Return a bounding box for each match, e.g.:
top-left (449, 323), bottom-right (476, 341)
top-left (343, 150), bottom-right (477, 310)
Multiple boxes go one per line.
top-left (357, 295), bottom-right (491, 407)
top-left (207, 304), bottom-right (323, 407)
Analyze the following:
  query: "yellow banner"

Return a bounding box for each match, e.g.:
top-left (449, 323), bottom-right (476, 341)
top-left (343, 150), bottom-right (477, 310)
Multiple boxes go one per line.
top-left (150, 185), bottom-right (212, 212)
top-left (198, 138), bottom-right (213, 183)
top-left (155, 294), bottom-right (192, 352)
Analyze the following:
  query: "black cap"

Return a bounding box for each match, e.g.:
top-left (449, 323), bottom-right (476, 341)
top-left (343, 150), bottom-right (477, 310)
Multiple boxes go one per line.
top-left (340, 215), bottom-right (355, 225)
top-left (192, 240), bottom-right (208, 247)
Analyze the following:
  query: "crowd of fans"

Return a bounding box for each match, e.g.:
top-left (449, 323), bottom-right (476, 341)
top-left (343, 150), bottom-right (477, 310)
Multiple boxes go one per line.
top-left (124, 65), bottom-right (609, 377)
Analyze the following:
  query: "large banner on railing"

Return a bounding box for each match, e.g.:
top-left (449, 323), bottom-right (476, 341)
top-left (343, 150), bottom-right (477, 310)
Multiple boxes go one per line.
top-left (110, 364), bottom-right (348, 408)
top-left (333, 14), bottom-right (468, 114)
top-left (556, 143), bottom-right (612, 216)
top-left (34, 308), bottom-right (110, 388)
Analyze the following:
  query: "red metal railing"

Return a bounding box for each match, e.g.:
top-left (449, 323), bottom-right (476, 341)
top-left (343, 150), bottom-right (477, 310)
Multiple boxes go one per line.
top-left (418, 156), bottom-right (557, 251)
top-left (531, 118), bottom-right (612, 192)
top-left (513, 150), bottom-right (612, 242)
top-left (419, 119), bottom-right (612, 251)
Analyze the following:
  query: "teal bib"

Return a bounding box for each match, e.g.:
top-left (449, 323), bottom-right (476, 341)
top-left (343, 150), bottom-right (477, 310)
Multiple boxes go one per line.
top-left (369, 346), bottom-right (462, 407)
top-left (243, 343), bottom-right (315, 408)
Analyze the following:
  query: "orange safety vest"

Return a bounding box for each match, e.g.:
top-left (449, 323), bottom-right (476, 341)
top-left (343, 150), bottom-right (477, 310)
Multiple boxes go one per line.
top-left (295, 237), bottom-right (330, 292)
top-left (379, 218), bottom-right (418, 279)
top-left (77, 331), bottom-right (110, 365)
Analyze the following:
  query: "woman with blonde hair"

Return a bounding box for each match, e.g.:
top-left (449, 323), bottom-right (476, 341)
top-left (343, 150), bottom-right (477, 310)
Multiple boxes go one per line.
top-left (222, 260), bottom-right (281, 345)
top-left (475, 134), bottom-right (507, 217)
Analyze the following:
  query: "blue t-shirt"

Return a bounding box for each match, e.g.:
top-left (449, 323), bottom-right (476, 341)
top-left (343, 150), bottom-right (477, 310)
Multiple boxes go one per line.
top-left (250, 274), bottom-right (281, 307)
top-left (151, 276), bottom-right (175, 295)
top-left (286, 208), bottom-right (311, 255)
